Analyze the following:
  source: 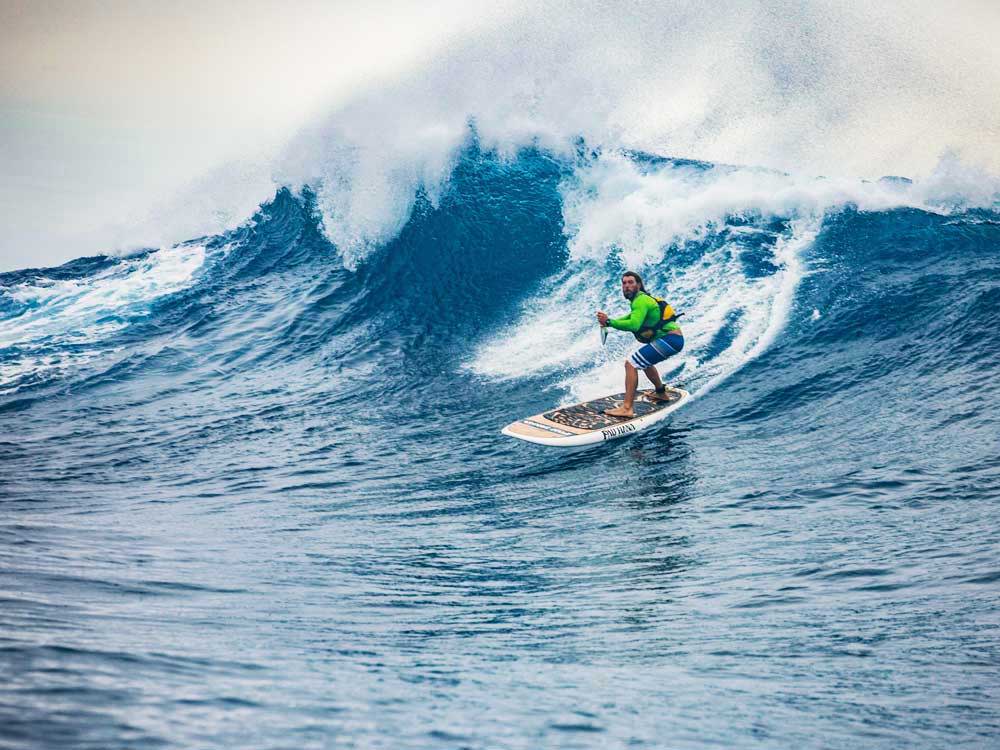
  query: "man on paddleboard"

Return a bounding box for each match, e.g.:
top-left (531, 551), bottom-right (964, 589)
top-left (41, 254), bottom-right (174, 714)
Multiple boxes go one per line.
top-left (596, 272), bottom-right (684, 418)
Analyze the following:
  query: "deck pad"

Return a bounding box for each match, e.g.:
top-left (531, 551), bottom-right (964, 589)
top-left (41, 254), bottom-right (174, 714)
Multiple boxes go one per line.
top-left (543, 389), bottom-right (683, 431)
top-left (502, 387), bottom-right (690, 447)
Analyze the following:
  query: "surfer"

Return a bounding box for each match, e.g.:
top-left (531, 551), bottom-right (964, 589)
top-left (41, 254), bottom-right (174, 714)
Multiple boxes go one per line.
top-left (597, 272), bottom-right (684, 418)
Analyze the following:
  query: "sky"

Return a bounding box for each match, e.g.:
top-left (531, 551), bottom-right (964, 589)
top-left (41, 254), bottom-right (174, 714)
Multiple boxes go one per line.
top-left (1, 0), bottom-right (998, 272)
top-left (0, 0), bottom-right (524, 271)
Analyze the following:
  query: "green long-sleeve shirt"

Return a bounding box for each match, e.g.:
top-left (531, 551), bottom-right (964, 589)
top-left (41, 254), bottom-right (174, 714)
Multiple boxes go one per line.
top-left (607, 292), bottom-right (679, 335)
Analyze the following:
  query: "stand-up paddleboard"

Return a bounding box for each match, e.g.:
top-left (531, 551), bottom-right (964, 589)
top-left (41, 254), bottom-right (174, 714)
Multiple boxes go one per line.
top-left (502, 386), bottom-right (690, 447)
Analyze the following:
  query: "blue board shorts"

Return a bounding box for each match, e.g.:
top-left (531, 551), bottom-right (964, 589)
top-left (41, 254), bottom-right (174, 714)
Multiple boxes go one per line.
top-left (628, 333), bottom-right (684, 369)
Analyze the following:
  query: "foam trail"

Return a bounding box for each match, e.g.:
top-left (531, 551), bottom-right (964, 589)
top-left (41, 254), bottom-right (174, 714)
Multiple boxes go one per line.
top-left (686, 220), bottom-right (814, 400)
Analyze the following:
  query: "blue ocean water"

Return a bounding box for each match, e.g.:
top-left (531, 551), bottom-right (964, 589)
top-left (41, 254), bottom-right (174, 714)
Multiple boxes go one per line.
top-left (1, 145), bottom-right (999, 748)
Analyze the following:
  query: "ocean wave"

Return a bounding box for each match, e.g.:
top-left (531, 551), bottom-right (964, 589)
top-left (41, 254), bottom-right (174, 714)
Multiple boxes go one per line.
top-left (0, 244), bottom-right (207, 394)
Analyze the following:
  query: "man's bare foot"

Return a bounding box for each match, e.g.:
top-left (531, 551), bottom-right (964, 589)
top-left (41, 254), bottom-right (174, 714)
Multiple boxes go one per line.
top-left (646, 389), bottom-right (673, 402)
top-left (604, 405), bottom-right (634, 418)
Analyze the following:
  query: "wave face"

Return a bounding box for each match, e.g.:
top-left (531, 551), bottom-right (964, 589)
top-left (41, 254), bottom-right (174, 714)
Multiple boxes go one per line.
top-left (2, 143), bottom-right (1000, 748)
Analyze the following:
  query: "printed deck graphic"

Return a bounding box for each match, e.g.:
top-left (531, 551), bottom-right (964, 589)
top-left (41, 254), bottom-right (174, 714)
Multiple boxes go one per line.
top-left (543, 389), bottom-right (683, 431)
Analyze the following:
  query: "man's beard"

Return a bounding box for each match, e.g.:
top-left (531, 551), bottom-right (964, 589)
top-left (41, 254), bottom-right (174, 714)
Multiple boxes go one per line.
top-left (623, 289), bottom-right (637, 300)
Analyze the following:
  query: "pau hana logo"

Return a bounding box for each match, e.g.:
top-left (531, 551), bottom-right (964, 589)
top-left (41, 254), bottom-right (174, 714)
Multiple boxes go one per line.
top-left (602, 423), bottom-right (637, 440)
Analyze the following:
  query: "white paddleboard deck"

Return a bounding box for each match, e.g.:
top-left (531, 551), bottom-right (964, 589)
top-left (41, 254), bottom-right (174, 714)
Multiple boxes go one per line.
top-left (502, 386), bottom-right (690, 447)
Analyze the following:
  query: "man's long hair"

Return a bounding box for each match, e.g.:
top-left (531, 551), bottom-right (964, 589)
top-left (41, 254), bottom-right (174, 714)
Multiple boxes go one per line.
top-left (622, 271), bottom-right (646, 293)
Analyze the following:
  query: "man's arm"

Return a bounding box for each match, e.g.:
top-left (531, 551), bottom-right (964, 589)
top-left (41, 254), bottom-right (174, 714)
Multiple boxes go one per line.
top-left (606, 297), bottom-right (650, 332)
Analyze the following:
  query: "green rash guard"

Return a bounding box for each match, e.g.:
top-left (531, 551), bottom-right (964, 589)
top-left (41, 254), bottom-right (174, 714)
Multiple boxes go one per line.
top-left (607, 292), bottom-right (680, 336)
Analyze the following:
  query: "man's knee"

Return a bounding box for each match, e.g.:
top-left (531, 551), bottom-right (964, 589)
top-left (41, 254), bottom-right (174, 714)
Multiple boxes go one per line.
top-left (625, 361), bottom-right (637, 372)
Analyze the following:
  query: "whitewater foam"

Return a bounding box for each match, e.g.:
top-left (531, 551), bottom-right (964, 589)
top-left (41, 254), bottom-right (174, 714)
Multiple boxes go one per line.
top-left (255, 0), bottom-right (999, 270)
top-left (467, 151), bottom-right (960, 401)
top-left (0, 243), bottom-right (207, 392)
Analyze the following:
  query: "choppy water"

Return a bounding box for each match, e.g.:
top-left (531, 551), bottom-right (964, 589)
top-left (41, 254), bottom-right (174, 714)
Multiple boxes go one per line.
top-left (2, 145), bottom-right (999, 748)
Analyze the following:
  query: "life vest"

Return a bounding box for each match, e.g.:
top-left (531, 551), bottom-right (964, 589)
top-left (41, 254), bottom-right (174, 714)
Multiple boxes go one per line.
top-left (634, 292), bottom-right (683, 343)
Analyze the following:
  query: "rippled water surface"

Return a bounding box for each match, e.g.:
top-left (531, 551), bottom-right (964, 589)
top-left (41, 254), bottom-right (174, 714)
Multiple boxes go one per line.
top-left (2, 150), bottom-right (999, 748)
